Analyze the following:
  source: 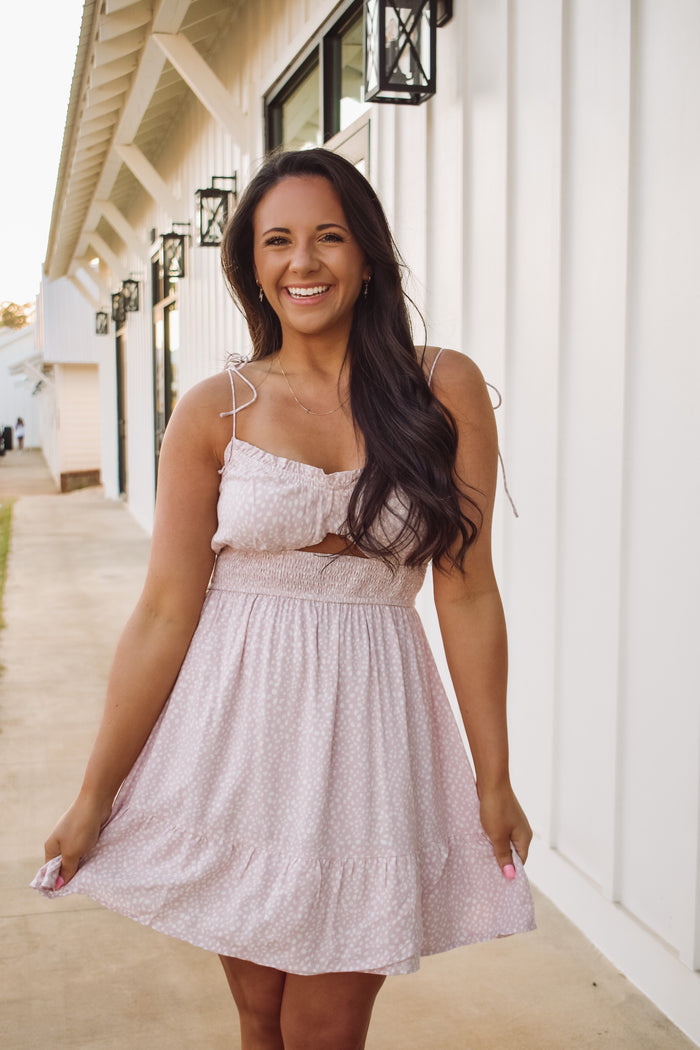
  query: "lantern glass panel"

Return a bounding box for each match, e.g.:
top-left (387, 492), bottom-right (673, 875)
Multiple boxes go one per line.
top-left (386, 3), bottom-right (431, 90)
top-left (197, 189), bottom-right (230, 247)
top-left (365, 0), bottom-right (436, 104)
top-left (122, 279), bottom-right (140, 312)
top-left (95, 311), bottom-right (109, 335)
top-left (365, 0), bottom-right (381, 98)
top-left (162, 234), bottom-right (186, 279)
top-left (111, 292), bottom-right (125, 326)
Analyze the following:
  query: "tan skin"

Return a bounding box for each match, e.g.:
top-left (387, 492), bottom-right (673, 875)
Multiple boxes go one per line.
top-left (43, 176), bottom-right (531, 1049)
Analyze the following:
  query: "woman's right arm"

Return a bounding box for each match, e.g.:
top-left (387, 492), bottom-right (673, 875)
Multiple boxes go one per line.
top-left (44, 378), bottom-right (228, 884)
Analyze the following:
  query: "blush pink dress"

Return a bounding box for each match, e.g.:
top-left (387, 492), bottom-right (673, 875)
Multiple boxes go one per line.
top-left (32, 356), bottom-right (535, 975)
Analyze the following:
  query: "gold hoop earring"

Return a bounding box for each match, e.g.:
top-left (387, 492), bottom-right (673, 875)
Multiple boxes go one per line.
top-left (258, 285), bottom-right (264, 302)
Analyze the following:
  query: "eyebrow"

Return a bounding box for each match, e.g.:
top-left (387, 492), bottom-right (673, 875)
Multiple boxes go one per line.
top-left (261, 223), bottom-right (349, 236)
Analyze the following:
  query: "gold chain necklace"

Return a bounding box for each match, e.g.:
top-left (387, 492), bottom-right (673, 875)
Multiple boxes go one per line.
top-left (278, 358), bottom-right (350, 416)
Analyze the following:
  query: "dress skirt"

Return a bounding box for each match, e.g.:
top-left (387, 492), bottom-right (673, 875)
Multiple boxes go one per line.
top-left (32, 547), bottom-right (535, 975)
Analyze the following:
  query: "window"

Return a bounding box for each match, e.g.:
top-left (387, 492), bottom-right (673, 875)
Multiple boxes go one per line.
top-left (266, 2), bottom-right (369, 151)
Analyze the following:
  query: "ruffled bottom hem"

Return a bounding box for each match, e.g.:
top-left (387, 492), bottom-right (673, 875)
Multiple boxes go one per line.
top-left (31, 813), bottom-right (535, 976)
top-left (32, 875), bottom-right (535, 976)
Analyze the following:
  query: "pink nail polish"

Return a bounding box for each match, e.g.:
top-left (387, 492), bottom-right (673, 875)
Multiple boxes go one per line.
top-left (503, 864), bottom-right (516, 880)
top-left (55, 875), bottom-right (65, 890)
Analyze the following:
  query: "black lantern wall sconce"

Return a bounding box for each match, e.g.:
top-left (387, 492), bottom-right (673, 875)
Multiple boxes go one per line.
top-left (195, 175), bottom-right (238, 247)
top-left (95, 310), bottom-right (109, 335)
top-left (111, 292), bottom-right (126, 327)
top-left (364, 0), bottom-right (452, 105)
top-left (121, 277), bottom-right (140, 312)
top-left (161, 224), bottom-right (191, 279)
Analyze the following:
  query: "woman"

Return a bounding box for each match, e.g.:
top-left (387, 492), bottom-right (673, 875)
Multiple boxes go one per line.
top-left (34, 149), bottom-right (534, 1049)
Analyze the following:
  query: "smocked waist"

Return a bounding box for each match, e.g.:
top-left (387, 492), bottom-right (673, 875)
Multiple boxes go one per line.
top-left (209, 548), bottom-right (426, 607)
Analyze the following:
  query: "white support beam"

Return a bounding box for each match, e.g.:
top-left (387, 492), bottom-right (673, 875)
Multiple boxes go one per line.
top-left (16, 358), bottom-right (55, 390)
top-left (152, 32), bottom-right (241, 137)
top-left (71, 259), bottom-right (113, 304)
top-left (69, 274), bottom-right (102, 313)
top-left (86, 232), bottom-right (129, 282)
top-left (115, 35), bottom-right (168, 143)
top-left (96, 200), bottom-right (151, 260)
top-left (152, 0), bottom-right (192, 34)
top-left (113, 142), bottom-right (181, 216)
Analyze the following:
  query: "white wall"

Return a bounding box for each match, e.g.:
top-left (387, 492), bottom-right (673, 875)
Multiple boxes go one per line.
top-left (426, 0), bottom-right (700, 1040)
top-left (0, 326), bottom-right (41, 448)
top-left (56, 364), bottom-right (101, 473)
top-left (38, 274), bottom-right (115, 493)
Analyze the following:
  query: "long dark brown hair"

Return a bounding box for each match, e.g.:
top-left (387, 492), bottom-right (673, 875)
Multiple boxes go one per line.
top-left (220, 148), bottom-right (480, 569)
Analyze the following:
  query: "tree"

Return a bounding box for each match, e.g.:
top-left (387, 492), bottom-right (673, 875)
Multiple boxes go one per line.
top-left (0, 301), bottom-right (33, 330)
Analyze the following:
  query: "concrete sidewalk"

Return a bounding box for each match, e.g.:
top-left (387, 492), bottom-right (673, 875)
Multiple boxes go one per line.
top-left (0, 452), bottom-right (695, 1049)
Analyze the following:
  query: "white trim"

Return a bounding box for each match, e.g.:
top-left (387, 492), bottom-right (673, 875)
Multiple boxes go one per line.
top-left (85, 232), bottom-right (129, 283)
top-left (152, 33), bottom-right (243, 138)
top-left (70, 260), bottom-right (112, 305)
top-left (529, 840), bottom-right (700, 1045)
top-left (94, 200), bottom-right (151, 261)
top-left (152, 0), bottom-right (193, 34)
top-left (113, 143), bottom-right (182, 217)
top-left (68, 276), bottom-right (101, 313)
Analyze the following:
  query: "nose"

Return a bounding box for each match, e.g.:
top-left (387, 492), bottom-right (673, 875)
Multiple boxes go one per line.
top-left (289, 239), bottom-right (320, 275)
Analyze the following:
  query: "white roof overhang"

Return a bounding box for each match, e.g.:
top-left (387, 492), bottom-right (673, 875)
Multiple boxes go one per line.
top-left (45, 0), bottom-right (244, 298)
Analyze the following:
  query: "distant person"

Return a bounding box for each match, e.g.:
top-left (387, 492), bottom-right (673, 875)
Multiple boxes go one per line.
top-left (15, 418), bottom-right (25, 452)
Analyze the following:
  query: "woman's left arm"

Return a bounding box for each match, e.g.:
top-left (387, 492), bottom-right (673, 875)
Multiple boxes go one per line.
top-left (430, 350), bottom-right (532, 875)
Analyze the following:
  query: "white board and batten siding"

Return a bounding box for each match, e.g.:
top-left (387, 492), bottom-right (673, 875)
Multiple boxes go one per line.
top-left (55, 365), bottom-right (102, 473)
top-left (0, 326), bottom-right (41, 448)
top-left (59, 0), bottom-right (700, 1040)
top-left (36, 276), bottom-right (108, 489)
top-left (440, 1), bottom-right (700, 1041)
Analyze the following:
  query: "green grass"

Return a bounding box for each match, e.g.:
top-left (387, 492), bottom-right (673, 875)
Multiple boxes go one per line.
top-left (0, 499), bottom-right (14, 629)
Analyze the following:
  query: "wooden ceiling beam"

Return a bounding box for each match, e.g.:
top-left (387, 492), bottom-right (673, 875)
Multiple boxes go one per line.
top-left (94, 200), bottom-right (151, 260)
top-left (105, 0), bottom-right (151, 14)
top-left (89, 54), bottom-right (140, 88)
top-left (85, 232), bottom-right (130, 282)
top-left (152, 0), bottom-right (193, 34)
top-left (68, 274), bottom-right (102, 313)
top-left (99, 3), bottom-right (153, 41)
top-left (70, 260), bottom-right (112, 305)
top-left (152, 32), bottom-right (240, 137)
top-left (113, 142), bottom-right (181, 217)
top-left (94, 27), bottom-right (148, 66)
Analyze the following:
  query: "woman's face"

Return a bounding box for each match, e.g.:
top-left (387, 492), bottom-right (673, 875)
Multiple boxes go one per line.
top-left (252, 175), bottom-right (370, 344)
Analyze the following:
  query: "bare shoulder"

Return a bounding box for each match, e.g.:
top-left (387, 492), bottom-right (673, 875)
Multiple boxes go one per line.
top-left (425, 348), bottom-right (494, 428)
top-left (171, 370), bottom-right (232, 421)
top-left (159, 370), bottom-right (237, 467)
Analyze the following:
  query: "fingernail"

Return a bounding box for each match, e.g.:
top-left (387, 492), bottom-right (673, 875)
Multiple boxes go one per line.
top-left (55, 875), bottom-right (65, 890)
top-left (503, 864), bottom-right (516, 880)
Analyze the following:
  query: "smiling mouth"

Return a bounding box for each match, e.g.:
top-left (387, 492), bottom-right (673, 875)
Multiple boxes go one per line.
top-left (285, 285), bottom-right (330, 299)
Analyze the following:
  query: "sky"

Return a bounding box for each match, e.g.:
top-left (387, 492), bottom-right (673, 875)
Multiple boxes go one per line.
top-left (0, 0), bottom-right (86, 306)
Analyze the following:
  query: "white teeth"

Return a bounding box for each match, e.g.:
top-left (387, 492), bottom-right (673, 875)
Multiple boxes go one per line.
top-left (287, 285), bottom-right (329, 298)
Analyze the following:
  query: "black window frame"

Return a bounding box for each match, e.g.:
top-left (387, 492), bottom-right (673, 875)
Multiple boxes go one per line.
top-left (265, 0), bottom-right (365, 152)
